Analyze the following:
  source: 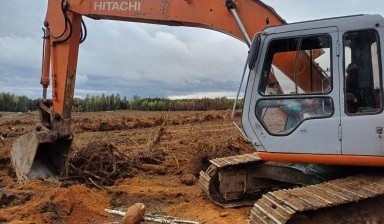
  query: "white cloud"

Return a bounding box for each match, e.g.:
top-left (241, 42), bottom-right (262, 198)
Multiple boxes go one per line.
top-left (1, 0), bottom-right (383, 99)
top-left (77, 19), bottom-right (248, 86)
top-left (0, 35), bottom-right (41, 68)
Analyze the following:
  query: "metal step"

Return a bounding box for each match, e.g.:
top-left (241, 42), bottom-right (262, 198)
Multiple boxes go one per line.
top-left (209, 153), bottom-right (261, 168)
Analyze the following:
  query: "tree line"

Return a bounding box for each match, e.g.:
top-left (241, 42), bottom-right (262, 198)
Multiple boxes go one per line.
top-left (0, 93), bottom-right (35, 112)
top-left (0, 92), bottom-right (243, 112)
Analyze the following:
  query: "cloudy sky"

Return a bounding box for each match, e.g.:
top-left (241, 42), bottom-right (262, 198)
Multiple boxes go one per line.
top-left (1, 1), bottom-right (383, 99)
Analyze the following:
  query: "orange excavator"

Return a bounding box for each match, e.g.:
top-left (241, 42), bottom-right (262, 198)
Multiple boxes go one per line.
top-left (12, 0), bottom-right (287, 182)
top-left (11, 0), bottom-right (384, 223)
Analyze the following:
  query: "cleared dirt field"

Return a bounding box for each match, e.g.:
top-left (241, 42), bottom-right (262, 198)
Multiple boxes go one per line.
top-left (1, 110), bottom-right (384, 224)
top-left (0, 110), bottom-right (254, 224)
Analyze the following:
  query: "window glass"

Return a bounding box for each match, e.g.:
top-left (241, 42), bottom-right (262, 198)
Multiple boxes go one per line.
top-left (256, 97), bottom-right (333, 135)
top-left (344, 30), bottom-right (382, 114)
top-left (259, 34), bottom-right (332, 95)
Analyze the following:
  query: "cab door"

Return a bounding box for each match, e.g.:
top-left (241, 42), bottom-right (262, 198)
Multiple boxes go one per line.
top-left (242, 27), bottom-right (342, 155)
top-left (340, 29), bottom-right (384, 156)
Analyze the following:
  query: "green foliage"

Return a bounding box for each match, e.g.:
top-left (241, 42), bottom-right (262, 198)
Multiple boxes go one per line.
top-left (0, 93), bottom-right (34, 112)
top-left (0, 92), bottom-right (243, 112)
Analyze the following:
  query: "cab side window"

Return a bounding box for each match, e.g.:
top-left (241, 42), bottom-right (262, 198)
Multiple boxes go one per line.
top-left (344, 30), bottom-right (382, 114)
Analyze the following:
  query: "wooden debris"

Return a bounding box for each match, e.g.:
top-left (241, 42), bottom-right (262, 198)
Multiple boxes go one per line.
top-left (151, 110), bottom-right (170, 146)
top-left (173, 156), bottom-right (180, 169)
top-left (0, 135), bottom-right (4, 146)
top-left (181, 174), bottom-right (196, 186)
top-left (105, 208), bottom-right (200, 224)
top-left (219, 212), bottom-right (230, 217)
top-left (88, 178), bottom-right (110, 193)
top-left (140, 164), bottom-right (166, 175)
top-left (122, 203), bottom-right (146, 224)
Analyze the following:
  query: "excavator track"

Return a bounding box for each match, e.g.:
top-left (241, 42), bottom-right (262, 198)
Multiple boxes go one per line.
top-left (199, 153), bottom-right (263, 207)
top-left (249, 173), bottom-right (384, 224)
top-left (200, 153), bottom-right (384, 222)
top-left (199, 153), bottom-right (332, 208)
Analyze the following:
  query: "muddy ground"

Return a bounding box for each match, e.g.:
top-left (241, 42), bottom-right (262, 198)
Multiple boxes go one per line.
top-left (1, 110), bottom-right (384, 224)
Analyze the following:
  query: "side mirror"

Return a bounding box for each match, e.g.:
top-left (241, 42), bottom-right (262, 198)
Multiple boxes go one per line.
top-left (247, 34), bottom-right (261, 70)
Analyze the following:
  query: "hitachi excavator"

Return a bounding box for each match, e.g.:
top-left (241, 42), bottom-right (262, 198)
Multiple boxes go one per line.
top-left (11, 0), bottom-right (384, 223)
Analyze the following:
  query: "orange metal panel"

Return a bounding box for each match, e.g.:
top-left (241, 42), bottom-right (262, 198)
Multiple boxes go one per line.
top-left (46, 9), bottom-right (82, 116)
top-left (258, 152), bottom-right (384, 167)
top-left (69, 0), bottom-right (285, 41)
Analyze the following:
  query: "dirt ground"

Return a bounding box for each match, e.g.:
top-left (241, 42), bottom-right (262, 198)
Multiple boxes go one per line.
top-left (0, 110), bottom-right (254, 224)
top-left (1, 110), bottom-right (384, 224)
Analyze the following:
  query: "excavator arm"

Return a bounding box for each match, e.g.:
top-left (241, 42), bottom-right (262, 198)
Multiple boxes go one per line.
top-left (44, 0), bottom-right (286, 123)
top-left (13, 0), bottom-right (288, 181)
top-left (42, 0), bottom-right (288, 135)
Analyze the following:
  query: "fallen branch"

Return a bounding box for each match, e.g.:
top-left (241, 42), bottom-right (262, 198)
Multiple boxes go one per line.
top-left (145, 214), bottom-right (200, 224)
top-left (105, 208), bottom-right (125, 216)
top-left (162, 110), bottom-right (171, 126)
top-left (173, 156), bottom-right (180, 169)
top-left (127, 136), bottom-right (140, 146)
top-left (110, 142), bottom-right (131, 160)
top-left (88, 178), bottom-right (110, 192)
top-left (151, 110), bottom-right (171, 146)
top-left (0, 135), bottom-right (4, 146)
top-left (105, 209), bottom-right (200, 224)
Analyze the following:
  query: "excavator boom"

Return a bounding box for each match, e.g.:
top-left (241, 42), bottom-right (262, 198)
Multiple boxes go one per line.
top-left (12, 0), bottom-right (288, 181)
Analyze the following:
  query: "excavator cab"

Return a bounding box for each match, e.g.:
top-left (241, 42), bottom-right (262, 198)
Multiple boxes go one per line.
top-left (200, 14), bottom-right (384, 212)
top-left (242, 15), bottom-right (384, 165)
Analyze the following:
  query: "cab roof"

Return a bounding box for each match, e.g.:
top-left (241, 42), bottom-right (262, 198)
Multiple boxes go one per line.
top-left (263, 14), bottom-right (384, 34)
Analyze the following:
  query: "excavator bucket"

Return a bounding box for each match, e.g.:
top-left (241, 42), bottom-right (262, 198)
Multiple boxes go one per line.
top-left (11, 131), bottom-right (72, 182)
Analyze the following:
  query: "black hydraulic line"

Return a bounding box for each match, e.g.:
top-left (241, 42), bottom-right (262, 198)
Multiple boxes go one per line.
top-left (50, 0), bottom-right (68, 39)
top-left (52, 12), bottom-right (72, 45)
top-left (80, 19), bottom-right (87, 44)
top-left (52, 0), bottom-right (74, 45)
